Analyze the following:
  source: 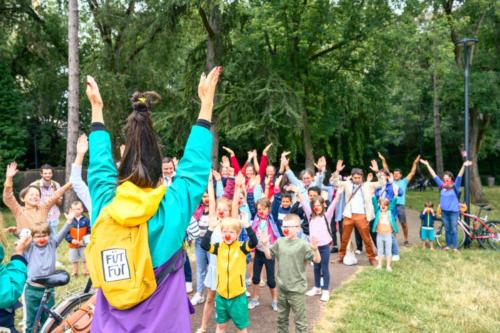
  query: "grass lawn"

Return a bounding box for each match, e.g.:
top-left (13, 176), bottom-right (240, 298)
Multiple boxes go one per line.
top-left (315, 247), bottom-right (500, 333)
top-left (406, 186), bottom-right (500, 221)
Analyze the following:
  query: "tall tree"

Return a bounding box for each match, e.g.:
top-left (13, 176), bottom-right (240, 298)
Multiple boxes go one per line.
top-left (65, 0), bottom-right (79, 207)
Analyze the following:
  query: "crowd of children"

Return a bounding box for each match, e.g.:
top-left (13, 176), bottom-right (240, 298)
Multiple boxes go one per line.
top-left (0, 70), bottom-right (474, 333)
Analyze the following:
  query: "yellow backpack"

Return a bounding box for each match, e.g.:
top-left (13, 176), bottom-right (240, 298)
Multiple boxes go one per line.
top-left (85, 181), bottom-right (166, 310)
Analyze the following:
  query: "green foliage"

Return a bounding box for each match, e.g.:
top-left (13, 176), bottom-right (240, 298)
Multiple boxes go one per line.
top-left (0, 0), bottom-right (498, 177)
top-left (0, 62), bottom-right (28, 183)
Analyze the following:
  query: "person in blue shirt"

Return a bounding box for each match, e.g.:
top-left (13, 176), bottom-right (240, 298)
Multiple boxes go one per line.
top-left (420, 159), bottom-right (472, 251)
top-left (379, 153), bottom-right (420, 246)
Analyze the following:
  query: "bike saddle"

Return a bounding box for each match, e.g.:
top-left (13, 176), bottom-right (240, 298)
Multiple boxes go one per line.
top-left (31, 270), bottom-right (70, 288)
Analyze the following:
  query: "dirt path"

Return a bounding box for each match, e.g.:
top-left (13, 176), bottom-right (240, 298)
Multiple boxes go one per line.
top-left (189, 209), bottom-right (422, 332)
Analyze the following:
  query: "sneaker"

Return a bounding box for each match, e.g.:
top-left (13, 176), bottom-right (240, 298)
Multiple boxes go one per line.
top-left (185, 282), bottom-right (193, 294)
top-left (305, 287), bottom-right (321, 297)
top-left (190, 292), bottom-right (205, 306)
top-left (392, 255), bottom-right (400, 262)
top-left (386, 266), bottom-right (393, 272)
top-left (320, 290), bottom-right (330, 302)
top-left (248, 299), bottom-right (260, 310)
top-left (271, 300), bottom-right (278, 311)
top-left (404, 241), bottom-right (410, 247)
top-left (259, 280), bottom-right (266, 287)
top-left (330, 246), bottom-right (339, 254)
top-left (443, 247), bottom-right (450, 251)
top-left (376, 264), bottom-right (382, 270)
top-left (354, 250), bottom-right (361, 255)
top-left (246, 291), bottom-right (251, 297)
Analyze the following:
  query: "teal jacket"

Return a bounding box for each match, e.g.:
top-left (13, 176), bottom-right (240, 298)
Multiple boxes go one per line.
top-left (88, 122), bottom-right (212, 268)
top-left (371, 197), bottom-right (399, 234)
top-left (0, 245), bottom-right (27, 309)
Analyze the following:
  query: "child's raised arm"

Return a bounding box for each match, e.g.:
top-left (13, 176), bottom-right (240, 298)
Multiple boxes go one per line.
top-left (325, 187), bottom-right (344, 221)
top-left (201, 216), bottom-right (219, 254)
top-left (3, 162), bottom-right (22, 218)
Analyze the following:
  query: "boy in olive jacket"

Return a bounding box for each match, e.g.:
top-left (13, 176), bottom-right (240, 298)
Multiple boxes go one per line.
top-left (201, 217), bottom-right (258, 333)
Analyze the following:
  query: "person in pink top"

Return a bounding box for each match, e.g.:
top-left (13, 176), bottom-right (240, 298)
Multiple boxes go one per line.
top-left (298, 186), bottom-right (344, 302)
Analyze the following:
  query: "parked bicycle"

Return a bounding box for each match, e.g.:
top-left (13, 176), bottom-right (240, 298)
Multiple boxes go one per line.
top-left (408, 176), bottom-right (434, 192)
top-left (434, 204), bottom-right (500, 250)
top-left (30, 270), bottom-right (95, 333)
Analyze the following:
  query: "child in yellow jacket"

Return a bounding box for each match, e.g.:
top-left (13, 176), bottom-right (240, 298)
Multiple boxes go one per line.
top-left (201, 216), bottom-right (258, 333)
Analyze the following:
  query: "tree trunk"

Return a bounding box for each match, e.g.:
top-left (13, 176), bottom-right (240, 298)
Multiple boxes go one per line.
top-left (432, 70), bottom-right (444, 176)
top-left (302, 109), bottom-right (314, 170)
top-left (468, 107), bottom-right (489, 203)
top-left (201, 2), bottom-right (223, 167)
top-left (65, 0), bottom-right (79, 208)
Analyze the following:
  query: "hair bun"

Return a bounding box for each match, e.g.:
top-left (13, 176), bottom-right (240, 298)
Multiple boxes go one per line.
top-left (130, 91), bottom-right (161, 113)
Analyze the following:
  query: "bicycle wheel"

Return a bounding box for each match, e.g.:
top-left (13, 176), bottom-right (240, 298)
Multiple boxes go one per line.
top-left (434, 219), bottom-right (446, 248)
top-left (483, 221), bottom-right (500, 251)
top-left (40, 292), bottom-right (94, 332)
top-left (457, 222), bottom-right (467, 248)
top-left (434, 219), bottom-right (466, 248)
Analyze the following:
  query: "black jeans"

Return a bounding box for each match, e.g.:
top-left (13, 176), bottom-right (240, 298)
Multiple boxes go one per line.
top-left (252, 249), bottom-right (276, 288)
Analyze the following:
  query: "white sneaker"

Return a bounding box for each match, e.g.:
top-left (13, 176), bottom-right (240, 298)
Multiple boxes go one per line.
top-left (271, 300), bottom-right (278, 311)
top-left (376, 264), bottom-right (382, 270)
top-left (185, 282), bottom-right (193, 293)
top-left (305, 287), bottom-right (321, 297)
top-left (190, 292), bottom-right (205, 305)
top-left (392, 255), bottom-right (400, 262)
top-left (387, 266), bottom-right (393, 272)
top-left (320, 290), bottom-right (330, 302)
top-left (248, 299), bottom-right (260, 310)
top-left (355, 250), bottom-right (361, 255)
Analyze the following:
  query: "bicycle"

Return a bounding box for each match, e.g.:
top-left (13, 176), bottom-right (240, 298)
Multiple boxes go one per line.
top-left (434, 204), bottom-right (500, 250)
top-left (30, 270), bottom-right (95, 333)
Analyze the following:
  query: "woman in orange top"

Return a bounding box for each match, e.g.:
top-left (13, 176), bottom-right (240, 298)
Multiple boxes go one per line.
top-left (3, 162), bottom-right (72, 232)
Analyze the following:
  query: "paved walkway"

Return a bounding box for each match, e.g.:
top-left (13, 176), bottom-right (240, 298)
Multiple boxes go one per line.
top-left (189, 209), bottom-right (422, 332)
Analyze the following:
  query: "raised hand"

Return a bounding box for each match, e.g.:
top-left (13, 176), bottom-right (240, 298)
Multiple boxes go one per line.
top-left (198, 66), bottom-right (222, 105)
top-left (76, 134), bottom-right (88, 155)
top-left (419, 159), bottom-right (429, 166)
top-left (377, 152), bottom-right (386, 161)
top-left (314, 156), bottom-right (327, 172)
top-left (85, 75), bottom-right (103, 108)
top-left (263, 143), bottom-right (273, 156)
top-left (65, 210), bottom-right (76, 223)
top-left (369, 160), bottom-right (379, 173)
top-left (366, 172), bottom-right (374, 182)
top-left (6, 226), bottom-right (17, 234)
top-left (172, 157), bottom-right (179, 168)
top-left (6, 162), bottom-right (18, 178)
top-left (119, 144), bottom-right (126, 158)
top-left (240, 217), bottom-right (250, 229)
top-left (413, 155), bottom-right (421, 164)
top-left (235, 172), bottom-right (246, 188)
top-left (463, 160), bottom-right (472, 167)
top-left (212, 169), bottom-right (222, 182)
top-left (222, 146), bottom-right (235, 156)
top-left (335, 160), bottom-right (345, 173)
top-left (14, 234), bottom-right (32, 255)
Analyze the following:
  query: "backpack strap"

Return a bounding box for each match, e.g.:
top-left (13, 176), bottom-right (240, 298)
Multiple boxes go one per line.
top-left (155, 248), bottom-right (186, 285)
top-left (323, 215), bottom-right (332, 237)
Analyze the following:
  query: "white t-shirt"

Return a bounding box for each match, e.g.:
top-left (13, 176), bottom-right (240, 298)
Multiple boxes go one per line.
top-left (350, 185), bottom-right (365, 214)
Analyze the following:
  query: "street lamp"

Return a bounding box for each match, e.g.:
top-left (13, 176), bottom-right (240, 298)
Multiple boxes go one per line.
top-left (455, 37), bottom-right (478, 228)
